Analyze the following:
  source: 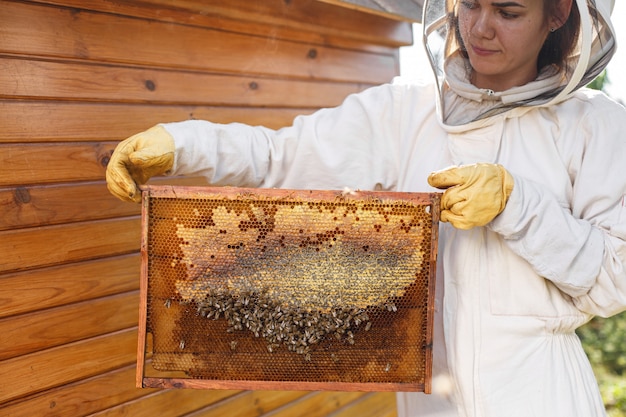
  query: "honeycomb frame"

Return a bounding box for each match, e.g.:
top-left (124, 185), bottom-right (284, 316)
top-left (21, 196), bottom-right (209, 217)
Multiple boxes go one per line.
top-left (137, 185), bottom-right (440, 392)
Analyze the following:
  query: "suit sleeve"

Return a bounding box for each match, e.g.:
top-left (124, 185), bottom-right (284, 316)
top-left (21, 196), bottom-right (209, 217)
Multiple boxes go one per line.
top-left (161, 84), bottom-right (404, 192)
top-left (489, 96), bottom-right (626, 318)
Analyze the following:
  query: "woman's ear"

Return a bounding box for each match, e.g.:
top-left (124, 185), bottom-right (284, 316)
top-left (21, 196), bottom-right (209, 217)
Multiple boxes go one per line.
top-left (551, 0), bottom-right (574, 29)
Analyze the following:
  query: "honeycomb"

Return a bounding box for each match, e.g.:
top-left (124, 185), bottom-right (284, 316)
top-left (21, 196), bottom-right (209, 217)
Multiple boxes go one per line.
top-left (138, 186), bottom-right (439, 392)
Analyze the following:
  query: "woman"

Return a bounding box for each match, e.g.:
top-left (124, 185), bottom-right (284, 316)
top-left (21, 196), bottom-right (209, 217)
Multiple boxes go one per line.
top-left (106, 0), bottom-right (624, 415)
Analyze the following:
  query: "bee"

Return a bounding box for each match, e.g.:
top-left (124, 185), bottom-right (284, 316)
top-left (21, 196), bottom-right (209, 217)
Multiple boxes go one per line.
top-left (346, 331), bottom-right (355, 345)
top-left (385, 363), bottom-right (392, 372)
top-left (267, 344), bottom-right (275, 353)
top-left (163, 298), bottom-right (172, 309)
top-left (179, 340), bottom-right (186, 350)
top-left (230, 340), bottom-right (238, 350)
top-left (386, 303), bottom-right (398, 312)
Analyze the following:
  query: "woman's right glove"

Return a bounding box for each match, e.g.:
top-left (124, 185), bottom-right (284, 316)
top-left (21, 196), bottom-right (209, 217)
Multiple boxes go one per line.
top-left (428, 163), bottom-right (514, 230)
top-left (105, 125), bottom-right (175, 203)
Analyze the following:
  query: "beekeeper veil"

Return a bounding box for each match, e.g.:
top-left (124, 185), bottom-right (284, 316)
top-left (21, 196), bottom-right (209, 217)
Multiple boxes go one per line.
top-left (422, 0), bottom-right (617, 126)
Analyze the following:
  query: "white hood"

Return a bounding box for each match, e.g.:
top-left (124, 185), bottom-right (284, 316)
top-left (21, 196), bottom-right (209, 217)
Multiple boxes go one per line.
top-left (422, 0), bottom-right (617, 126)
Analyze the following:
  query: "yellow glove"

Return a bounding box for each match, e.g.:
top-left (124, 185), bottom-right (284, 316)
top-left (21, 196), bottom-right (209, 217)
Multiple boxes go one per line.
top-left (427, 163), bottom-right (514, 230)
top-left (106, 125), bottom-right (175, 203)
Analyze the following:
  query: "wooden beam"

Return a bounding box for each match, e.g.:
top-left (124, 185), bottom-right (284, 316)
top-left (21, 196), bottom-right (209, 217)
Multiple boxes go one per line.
top-left (0, 292), bottom-right (139, 360)
top-left (0, 329), bottom-right (138, 405)
top-left (315, 0), bottom-right (424, 23)
top-left (0, 255), bottom-right (140, 318)
top-left (0, 218), bottom-right (141, 273)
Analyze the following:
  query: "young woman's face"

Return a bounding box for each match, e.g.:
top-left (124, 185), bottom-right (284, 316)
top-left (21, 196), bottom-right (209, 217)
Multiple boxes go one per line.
top-left (457, 0), bottom-right (553, 91)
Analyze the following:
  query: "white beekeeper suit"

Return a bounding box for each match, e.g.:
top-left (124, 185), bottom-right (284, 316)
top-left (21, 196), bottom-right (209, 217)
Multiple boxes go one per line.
top-left (111, 0), bottom-right (625, 415)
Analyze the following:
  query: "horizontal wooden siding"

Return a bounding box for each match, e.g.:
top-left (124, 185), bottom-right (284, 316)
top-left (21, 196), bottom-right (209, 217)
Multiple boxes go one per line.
top-left (0, 0), bottom-right (411, 415)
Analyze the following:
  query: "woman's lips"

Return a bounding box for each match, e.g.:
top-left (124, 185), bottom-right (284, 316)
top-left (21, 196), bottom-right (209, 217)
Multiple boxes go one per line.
top-left (471, 45), bottom-right (498, 56)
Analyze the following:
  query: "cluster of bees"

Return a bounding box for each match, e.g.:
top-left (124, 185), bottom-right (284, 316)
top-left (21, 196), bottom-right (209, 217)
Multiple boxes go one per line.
top-left (194, 287), bottom-right (397, 361)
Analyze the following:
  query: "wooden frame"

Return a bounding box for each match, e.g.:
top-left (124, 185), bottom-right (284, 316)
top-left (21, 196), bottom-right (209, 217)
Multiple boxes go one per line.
top-left (137, 185), bottom-right (439, 393)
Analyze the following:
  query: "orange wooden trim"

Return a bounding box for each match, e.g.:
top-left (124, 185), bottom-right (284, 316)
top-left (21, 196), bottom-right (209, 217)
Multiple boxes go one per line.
top-left (424, 193), bottom-right (440, 394)
top-left (136, 191), bottom-right (151, 388)
top-left (142, 184), bottom-right (438, 205)
top-left (141, 376), bottom-right (424, 392)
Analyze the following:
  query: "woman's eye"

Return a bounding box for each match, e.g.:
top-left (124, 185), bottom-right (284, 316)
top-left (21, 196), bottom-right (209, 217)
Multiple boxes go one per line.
top-left (499, 9), bottom-right (519, 19)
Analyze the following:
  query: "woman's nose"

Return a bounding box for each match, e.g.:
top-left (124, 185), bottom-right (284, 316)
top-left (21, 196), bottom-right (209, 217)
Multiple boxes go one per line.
top-left (472, 11), bottom-right (496, 39)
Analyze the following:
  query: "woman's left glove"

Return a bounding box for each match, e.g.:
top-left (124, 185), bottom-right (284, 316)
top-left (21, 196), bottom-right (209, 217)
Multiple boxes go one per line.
top-left (428, 163), bottom-right (514, 230)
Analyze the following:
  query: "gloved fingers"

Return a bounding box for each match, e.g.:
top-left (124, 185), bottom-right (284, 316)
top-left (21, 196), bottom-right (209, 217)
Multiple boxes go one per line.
top-left (105, 132), bottom-right (144, 202)
top-left (428, 165), bottom-right (473, 189)
top-left (440, 195), bottom-right (498, 229)
top-left (128, 148), bottom-right (174, 184)
top-left (440, 193), bottom-right (471, 228)
top-left (446, 198), bottom-right (468, 216)
top-left (439, 182), bottom-right (472, 212)
top-left (127, 161), bottom-right (152, 188)
top-left (129, 147), bottom-right (169, 166)
top-left (106, 157), bottom-right (141, 203)
top-left (439, 210), bottom-right (473, 230)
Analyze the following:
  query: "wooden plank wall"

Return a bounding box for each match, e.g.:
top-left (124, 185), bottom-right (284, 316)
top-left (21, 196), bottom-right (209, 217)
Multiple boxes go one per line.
top-left (317, 0), bottom-right (423, 22)
top-left (0, 0), bottom-right (412, 415)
